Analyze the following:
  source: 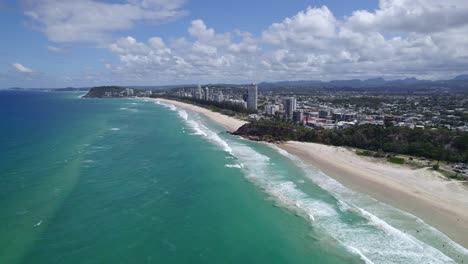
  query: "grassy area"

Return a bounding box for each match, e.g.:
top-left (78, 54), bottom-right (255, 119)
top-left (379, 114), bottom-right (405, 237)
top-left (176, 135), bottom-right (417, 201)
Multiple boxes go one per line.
top-left (356, 150), bottom-right (372, 156)
top-left (387, 156), bottom-right (405, 165)
top-left (440, 169), bottom-right (467, 181)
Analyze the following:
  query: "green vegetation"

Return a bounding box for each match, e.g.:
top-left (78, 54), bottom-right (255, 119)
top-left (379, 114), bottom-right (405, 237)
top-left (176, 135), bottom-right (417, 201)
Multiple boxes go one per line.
top-left (356, 150), bottom-right (371, 156)
top-left (387, 156), bottom-right (405, 165)
top-left (233, 120), bottom-right (468, 163)
top-left (440, 169), bottom-right (467, 181)
top-left (83, 86), bottom-right (126, 98)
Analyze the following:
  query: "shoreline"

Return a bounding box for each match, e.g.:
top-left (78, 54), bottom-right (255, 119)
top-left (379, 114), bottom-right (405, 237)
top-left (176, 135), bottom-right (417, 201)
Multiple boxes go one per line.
top-left (277, 141), bottom-right (468, 248)
top-left (152, 98), bottom-right (468, 248)
top-left (151, 98), bottom-right (247, 132)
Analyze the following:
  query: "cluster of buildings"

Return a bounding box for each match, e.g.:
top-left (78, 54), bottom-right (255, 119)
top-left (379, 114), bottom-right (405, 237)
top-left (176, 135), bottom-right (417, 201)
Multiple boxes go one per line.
top-left (259, 93), bottom-right (468, 131)
top-left (103, 88), bottom-right (153, 98)
top-left (167, 83), bottom-right (468, 131)
top-left (177, 83), bottom-right (259, 111)
top-left (262, 98), bottom-right (360, 128)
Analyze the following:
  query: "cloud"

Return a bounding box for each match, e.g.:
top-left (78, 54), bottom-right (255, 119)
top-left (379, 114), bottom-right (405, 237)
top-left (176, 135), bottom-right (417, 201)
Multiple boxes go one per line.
top-left (12, 63), bottom-right (34, 73)
top-left (47, 45), bottom-right (66, 53)
top-left (102, 0), bottom-right (468, 84)
top-left (21, 0), bottom-right (186, 43)
top-left (188, 19), bottom-right (231, 46)
top-left (346, 0), bottom-right (468, 34)
top-left (262, 6), bottom-right (337, 49)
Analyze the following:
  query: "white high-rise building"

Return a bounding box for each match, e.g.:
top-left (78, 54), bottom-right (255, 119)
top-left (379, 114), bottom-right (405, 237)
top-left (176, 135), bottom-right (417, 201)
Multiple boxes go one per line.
top-left (286, 97), bottom-right (296, 119)
top-left (265, 104), bottom-right (279, 116)
top-left (203, 87), bottom-right (210, 100)
top-left (247, 83), bottom-right (258, 111)
top-left (214, 91), bottom-right (224, 102)
top-left (197, 85), bottom-right (203, 99)
top-left (125, 88), bottom-right (134, 96)
top-left (192, 85), bottom-right (203, 99)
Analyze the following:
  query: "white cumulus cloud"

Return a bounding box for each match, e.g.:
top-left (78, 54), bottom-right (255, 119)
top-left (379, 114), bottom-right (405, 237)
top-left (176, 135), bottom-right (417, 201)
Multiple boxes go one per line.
top-left (99, 0), bottom-right (468, 83)
top-left (47, 45), bottom-right (66, 53)
top-left (12, 63), bottom-right (34, 73)
top-left (21, 0), bottom-right (186, 43)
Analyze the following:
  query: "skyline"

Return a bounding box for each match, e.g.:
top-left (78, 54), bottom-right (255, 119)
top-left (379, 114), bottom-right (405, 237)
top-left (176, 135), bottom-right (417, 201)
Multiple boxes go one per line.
top-left (1, 0), bottom-right (468, 88)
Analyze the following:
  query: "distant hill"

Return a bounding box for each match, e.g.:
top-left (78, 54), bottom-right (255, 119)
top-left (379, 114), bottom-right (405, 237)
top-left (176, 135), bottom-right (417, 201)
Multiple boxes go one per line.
top-left (257, 76), bottom-right (468, 90)
top-left (9, 74), bottom-right (468, 92)
top-left (454, 75), bottom-right (468, 81)
top-left (83, 86), bottom-right (127, 98)
top-left (54, 87), bottom-right (90, 92)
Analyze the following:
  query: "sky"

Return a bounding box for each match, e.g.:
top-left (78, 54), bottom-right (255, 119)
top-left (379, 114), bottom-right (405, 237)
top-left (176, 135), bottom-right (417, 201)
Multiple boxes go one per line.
top-left (1, 0), bottom-right (468, 88)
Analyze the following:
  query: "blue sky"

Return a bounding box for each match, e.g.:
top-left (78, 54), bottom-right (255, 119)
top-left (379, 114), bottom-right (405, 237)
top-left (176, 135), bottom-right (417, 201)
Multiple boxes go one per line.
top-left (1, 0), bottom-right (467, 88)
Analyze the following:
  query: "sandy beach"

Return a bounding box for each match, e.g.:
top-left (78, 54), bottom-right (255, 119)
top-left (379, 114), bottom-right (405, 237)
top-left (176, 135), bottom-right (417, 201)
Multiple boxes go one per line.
top-left (153, 98), bottom-right (247, 132)
top-left (278, 141), bottom-right (468, 247)
top-left (153, 98), bottom-right (468, 248)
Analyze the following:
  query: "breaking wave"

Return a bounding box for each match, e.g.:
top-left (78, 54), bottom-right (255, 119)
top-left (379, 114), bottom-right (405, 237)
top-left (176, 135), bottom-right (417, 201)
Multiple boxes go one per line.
top-left (155, 100), bottom-right (465, 264)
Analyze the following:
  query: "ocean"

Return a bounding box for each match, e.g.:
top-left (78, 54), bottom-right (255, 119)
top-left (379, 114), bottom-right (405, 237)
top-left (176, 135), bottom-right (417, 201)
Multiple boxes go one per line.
top-left (1, 90), bottom-right (467, 264)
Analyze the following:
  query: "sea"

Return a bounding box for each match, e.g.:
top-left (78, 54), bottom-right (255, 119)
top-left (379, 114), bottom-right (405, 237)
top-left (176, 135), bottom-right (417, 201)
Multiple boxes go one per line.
top-left (1, 90), bottom-right (467, 264)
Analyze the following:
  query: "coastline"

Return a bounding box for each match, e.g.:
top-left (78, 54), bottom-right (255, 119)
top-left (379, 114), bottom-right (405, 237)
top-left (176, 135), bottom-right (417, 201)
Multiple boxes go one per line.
top-left (278, 141), bottom-right (468, 248)
top-left (152, 98), bottom-right (468, 248)
top-left (151, 98), bottom-right (247, 132)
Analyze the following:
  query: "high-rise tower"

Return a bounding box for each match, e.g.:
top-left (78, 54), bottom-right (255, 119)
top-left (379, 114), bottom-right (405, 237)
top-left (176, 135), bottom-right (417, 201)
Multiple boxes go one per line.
top-left (247, 83), bottom-right (258, 111)
top-left (286, 97), bottom-right (296, 119)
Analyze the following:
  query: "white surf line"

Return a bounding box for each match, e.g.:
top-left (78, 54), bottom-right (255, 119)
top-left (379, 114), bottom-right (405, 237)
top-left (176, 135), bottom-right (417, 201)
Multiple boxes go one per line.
top-left (271, 144), bottom-right (468, 261)
top-left (154, 100), bottom-right (461, 263)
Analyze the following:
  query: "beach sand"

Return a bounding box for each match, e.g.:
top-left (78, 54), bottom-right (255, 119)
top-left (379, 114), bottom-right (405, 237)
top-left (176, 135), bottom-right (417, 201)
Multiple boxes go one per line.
top-left (153, 98), bottom-right (247, 132)
top-left (153, 98), bottom-right (468, 248)
top-left (278, 141), bottom-right (468, 248)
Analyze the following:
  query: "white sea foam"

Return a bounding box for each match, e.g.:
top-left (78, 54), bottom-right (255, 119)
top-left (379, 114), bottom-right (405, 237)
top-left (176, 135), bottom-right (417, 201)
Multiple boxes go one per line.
top-left (225, 164), bottom-right (243, 169)
top-left (177, 109), bottom-right (188, 120)
top-left (216, 140), bottom-right (456, 263)
top-left (110, 128), bottom-right (120, 131)
top-left (160, 99), bottom-right (462, 263)
top-left (345, 245), bottom-right (375, 264)
top-left (187, 120), bottom-right (207, 136)
top-left (272, 144), bottom-right (466, 262)
top-left (185, 118), bottom-right (232, 153)
top-left (154, 101), bottom-right (232, 153)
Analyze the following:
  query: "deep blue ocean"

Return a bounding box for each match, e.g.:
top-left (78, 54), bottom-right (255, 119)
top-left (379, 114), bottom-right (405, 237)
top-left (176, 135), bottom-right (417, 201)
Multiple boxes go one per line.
top-left (0, 90), bottom-right (466, 263)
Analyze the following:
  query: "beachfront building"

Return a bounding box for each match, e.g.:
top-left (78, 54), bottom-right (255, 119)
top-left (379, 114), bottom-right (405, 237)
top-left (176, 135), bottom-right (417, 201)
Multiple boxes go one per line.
top-left (286, 97), bottom-right (296, 119)
top-left (214, 91), bottom-right (224, 102)
top-left (265, 104), bottom-right (279, 116)
top-left (247, 83), bottom-right (258, 111)
top-left (228, 99), bottom-right (247, 109)
top-left (192, 85), bottom-right (203, 99)
top-left (125, 88), bottom-right (134, 96)
top-left (293, 110), bottom-right (304, 123)
top-left (203, 87), bottom-right (210, 101)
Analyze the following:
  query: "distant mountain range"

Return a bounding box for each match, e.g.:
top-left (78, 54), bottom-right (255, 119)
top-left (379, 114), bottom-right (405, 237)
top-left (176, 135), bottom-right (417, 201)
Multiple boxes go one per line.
top-left (5, 75), bottom-right (468, 91)
top-left (257, 75), bottom-right (468, 89)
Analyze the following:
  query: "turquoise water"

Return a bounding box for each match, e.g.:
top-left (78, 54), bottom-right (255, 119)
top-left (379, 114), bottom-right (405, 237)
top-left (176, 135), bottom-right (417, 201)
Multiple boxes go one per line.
top-left (0, 91), bottom-right (467, 263)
